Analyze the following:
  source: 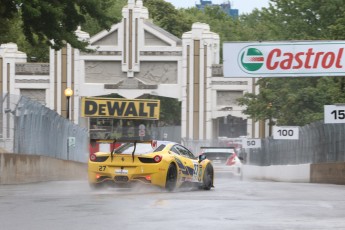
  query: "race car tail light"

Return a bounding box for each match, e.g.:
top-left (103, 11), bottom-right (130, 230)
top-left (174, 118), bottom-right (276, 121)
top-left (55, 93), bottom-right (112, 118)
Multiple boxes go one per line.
top-left (151, 140), bottom-right (157, 149)
top-left (153, 155), bottom-right (162, 163)
top-left (226, 154), bottom-right (236, 166)
top-left (90, 154), bottom-right (109, 162)
top-left (90, 153), bottom-right (97, 162)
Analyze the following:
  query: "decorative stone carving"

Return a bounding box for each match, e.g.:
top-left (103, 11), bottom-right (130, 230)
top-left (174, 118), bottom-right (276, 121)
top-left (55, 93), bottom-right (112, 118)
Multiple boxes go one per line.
top-left (136, 61), bottom-right (177, 84)
top-left (81, 51), bottom-right (122, 56)
top-left (140, 51), bottom-right (182, 56)
top-left (15, 79), bottom-right (49, 83)
top-left (217, 91), bottom-right (243, 106)
top-left (20, 89), bottom-right (46, 105)
top-left (15, 63), bottom-right (50, 75)
top-left (85, 61), bottom-right (127, 83)
top-left (211, 81), bottom-right (248, 85)
top-left (104, 78), bottom-right (157, 89)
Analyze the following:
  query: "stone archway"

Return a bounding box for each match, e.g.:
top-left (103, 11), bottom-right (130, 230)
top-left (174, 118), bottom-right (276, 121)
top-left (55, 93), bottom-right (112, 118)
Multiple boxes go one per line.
top-left (1, 0), bottom-right (258, 142)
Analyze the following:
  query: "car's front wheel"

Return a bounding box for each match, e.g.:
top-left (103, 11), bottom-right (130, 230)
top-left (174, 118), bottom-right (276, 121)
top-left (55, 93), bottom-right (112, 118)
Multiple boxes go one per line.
top-left (202, 164), bottom-right (214, 190)
top-left (165, 163), bottom-right (177, 191)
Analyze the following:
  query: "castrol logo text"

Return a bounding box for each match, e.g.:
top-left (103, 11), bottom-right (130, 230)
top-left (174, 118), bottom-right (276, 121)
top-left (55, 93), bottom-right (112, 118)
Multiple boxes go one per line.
top-left (223, 41), bottom-right (345, 77)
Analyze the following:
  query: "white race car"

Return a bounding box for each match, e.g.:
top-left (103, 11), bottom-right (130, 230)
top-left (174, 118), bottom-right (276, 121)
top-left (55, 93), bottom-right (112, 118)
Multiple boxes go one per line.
top-left (200, 147), bottom-right (243, 178)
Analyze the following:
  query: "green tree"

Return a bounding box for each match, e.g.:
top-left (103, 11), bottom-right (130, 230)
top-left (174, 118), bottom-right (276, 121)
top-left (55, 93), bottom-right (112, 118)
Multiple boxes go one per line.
top-left (82, 0), bottom-right (126, 36)
top-left (0, 0), bottom-right (117, 51)
top-left (143, 0), bottom-right (192, 38)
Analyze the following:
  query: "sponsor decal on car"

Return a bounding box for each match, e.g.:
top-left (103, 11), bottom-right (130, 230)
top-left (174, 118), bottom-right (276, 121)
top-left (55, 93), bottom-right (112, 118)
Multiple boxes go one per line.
top-left (115, 169), bottom-right (128, 175)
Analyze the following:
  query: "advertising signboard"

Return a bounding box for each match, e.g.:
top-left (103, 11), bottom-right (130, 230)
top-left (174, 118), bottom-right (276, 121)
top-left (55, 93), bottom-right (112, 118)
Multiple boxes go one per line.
top-left (223, 41), bottom-right (345, 77)
top-left (81, 97), bottom-right (160, 120)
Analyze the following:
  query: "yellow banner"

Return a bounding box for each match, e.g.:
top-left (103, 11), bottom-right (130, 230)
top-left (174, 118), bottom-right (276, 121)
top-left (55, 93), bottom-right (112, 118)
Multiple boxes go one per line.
top-left (81, 97), bottom-right (160, 120)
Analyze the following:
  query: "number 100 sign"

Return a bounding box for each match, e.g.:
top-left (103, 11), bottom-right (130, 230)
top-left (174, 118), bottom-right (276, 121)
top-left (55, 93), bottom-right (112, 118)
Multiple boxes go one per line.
top-left (324, 105), bottom-right (345, 124)
top-left (273, 126), bottom-right (299, 140)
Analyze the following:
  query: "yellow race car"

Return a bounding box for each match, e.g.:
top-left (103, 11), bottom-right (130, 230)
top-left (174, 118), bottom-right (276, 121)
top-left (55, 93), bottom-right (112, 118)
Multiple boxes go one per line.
top-left (88, 140), bottom-right (214, 191)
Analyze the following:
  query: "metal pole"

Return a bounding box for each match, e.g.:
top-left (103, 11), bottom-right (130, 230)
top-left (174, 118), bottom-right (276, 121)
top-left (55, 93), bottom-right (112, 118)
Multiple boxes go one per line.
top-left (66, 96), bottom-right (70, 120)
top-left (66, 96), bottom-right (70, 160)
top-left (67, 138), bottom-right (69, 160)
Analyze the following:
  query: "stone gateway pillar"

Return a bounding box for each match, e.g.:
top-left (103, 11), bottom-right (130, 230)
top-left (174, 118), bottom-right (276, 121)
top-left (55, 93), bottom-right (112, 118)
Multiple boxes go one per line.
top-left (182, 23), bottom-right (220, 140)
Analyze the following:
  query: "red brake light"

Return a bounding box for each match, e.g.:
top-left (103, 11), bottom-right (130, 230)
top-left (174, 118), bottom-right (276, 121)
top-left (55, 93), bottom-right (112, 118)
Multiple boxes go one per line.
top-left (151, 140), bottom-right (157, 149)
top-left (226, 154), bottom-right (236, 166)
top-left (153, 155), bottom-right (162, 163)
top-left (90, 153), bottom-right (97, 162)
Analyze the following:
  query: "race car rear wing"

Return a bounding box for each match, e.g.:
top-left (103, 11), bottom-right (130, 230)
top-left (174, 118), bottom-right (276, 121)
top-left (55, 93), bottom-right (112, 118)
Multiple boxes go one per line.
top-left (91, 139), bottom-right (155, 144)
top-left (90, 138), bottom-right (157, 162)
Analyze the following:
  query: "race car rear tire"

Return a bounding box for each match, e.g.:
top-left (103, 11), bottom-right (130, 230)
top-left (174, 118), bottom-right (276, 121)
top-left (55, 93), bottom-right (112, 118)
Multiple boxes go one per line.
top-left (165, 163), bottom-right (177, 191)
top-left (202, 164), bottom-right (214, 190)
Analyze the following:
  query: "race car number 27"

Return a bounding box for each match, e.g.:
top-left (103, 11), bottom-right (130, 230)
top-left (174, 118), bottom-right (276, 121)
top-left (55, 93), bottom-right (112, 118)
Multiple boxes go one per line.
top-left (99, 166), bottom-right (106, 171)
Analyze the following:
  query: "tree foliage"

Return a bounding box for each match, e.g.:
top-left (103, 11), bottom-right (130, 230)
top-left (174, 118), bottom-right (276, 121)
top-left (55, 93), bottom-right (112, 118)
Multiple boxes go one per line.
top-left (143, 0), bottom-right (192, 38)
top-left (238, 77), bottom-right (345, 126)
top-left (0, 0), bottom-right (117, 52)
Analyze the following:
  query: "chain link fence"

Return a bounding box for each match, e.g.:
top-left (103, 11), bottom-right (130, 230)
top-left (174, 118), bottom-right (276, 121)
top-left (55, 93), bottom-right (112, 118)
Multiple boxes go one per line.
top-left (0, 94), bottom-right (89, 163)
top-left (249, 121), bottom-right (345, 166)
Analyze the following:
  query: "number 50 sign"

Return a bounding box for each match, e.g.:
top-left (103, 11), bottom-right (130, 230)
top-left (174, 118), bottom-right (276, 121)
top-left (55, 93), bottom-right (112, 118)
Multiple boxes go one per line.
top-left (324, 105), bottom-right (345, 123)
top-left (242, 138), bottom-right (261, 148)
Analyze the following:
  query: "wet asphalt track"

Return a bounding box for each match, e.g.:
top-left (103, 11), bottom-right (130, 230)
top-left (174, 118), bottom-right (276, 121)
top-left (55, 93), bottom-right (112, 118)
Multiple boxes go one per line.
top-left (1, 176), bottom-right (345, 230)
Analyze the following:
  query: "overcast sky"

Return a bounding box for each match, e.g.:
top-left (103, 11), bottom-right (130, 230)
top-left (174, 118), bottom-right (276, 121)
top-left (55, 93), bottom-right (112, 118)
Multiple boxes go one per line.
top-left (164, 0), bottom-right (270, 14)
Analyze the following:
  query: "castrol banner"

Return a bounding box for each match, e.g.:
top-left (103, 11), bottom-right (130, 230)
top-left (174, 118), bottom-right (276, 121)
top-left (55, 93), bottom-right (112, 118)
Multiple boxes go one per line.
top-left (223, 41), bottom-right (345, 77)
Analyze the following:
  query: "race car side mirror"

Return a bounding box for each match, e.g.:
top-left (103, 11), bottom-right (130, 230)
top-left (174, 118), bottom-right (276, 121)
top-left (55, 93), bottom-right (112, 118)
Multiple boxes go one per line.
top-left (198, 154), bottom-right (206, 163)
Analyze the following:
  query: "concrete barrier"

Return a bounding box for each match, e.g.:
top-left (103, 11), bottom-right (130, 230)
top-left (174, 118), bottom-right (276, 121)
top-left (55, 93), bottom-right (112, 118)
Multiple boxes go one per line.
top-left (0, 153), bottom-right (87, 185)
top-left (243, 164), bottom-right (311, 183)
top-left (1, 152), bottom-right (344, 185)
top-left (311, 162), bottom-right (345, 185)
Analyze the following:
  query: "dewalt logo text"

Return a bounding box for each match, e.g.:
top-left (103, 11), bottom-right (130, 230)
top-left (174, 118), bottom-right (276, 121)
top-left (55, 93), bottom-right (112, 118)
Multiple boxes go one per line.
top-left (81, 97), bottom-right (160, 120)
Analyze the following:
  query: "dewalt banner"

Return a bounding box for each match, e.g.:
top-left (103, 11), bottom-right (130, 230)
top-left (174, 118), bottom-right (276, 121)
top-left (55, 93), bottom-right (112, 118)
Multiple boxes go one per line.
top-left (81, 97), bottom-right (160, 120)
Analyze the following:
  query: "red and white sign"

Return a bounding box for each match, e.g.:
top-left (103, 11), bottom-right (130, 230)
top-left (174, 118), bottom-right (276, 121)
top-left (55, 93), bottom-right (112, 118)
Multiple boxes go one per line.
top-left (223, 41), bottom-right (345, 77)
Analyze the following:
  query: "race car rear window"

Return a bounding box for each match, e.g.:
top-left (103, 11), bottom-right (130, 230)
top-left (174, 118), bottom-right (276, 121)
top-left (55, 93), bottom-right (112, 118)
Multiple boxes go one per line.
top-left (154, 144), bottom-right (166, 152)
top-left (115, 143), bottom-right (154, 154)
top-left (201, 148), bottom-right (235, 154)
